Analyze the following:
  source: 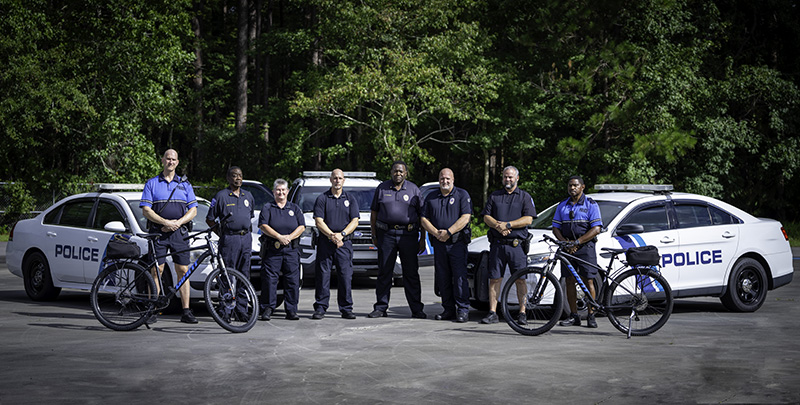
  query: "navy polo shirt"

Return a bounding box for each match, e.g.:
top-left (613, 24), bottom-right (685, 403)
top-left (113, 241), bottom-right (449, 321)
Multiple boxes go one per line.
top-left (140, 174), bottom-right (198, 220)
top-left (207, 188), bottom-right (255, 232)
top-left (421, 187), bottom-right (472, 229)
top-left (552, 194), bottom-right (602, 240)
top-left (482, 187), bottom-right (537, 240)
top-left (370, 180), bottom-right (422, 225)
top-left (258, 201), bottom-right (305, 235)
top-left (313, 190), bottom-right (360, 232)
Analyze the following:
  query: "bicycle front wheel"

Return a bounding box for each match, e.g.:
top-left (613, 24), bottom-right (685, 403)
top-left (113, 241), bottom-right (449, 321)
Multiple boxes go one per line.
top-left (605, 267), bottom-right (673, 336)
top-left (90, 262), bottom-right (156, 331)
top-left (500, 267), bottom-right (564, 336)
top-left (204, 268), bottom-right (259, 333)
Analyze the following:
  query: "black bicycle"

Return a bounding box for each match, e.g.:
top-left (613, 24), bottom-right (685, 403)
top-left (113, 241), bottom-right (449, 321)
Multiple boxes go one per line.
top-left (90, 222), bottom-right (259, 333)
top-left (500, 233), bottom-right (673, 338)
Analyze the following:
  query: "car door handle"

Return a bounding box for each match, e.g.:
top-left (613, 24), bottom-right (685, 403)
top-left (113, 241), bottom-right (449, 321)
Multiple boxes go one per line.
top-left (722, 231), bottom-right (736, 239)
top-left (660, 236), bottom-right (676, 244)
top-left (88, 236), bottom-right (99, 242)
top-left (46, 231), bottom-right (57, 237)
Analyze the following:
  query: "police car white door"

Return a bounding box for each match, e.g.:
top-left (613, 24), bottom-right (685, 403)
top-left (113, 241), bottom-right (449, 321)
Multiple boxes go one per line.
top-left (41, 197), bottom-right (99, 284)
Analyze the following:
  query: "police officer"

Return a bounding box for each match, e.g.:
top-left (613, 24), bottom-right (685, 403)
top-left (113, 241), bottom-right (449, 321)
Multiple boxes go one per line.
top-left (420, 168), bottom-right (472, 323)
top-left (205, 166), bottom-right (255, 321)
top-left (554, 175), bottom-right (603, 328)
top-left (258, 179), bottom-right (305, 321)
top-left (140, 149), bottom-right (198, 324)
top-left (368, 161), bottom-right (426, 319)
top-left (481, 166), bottom-right (536, 324)
top-left (311, 169), bottom-right (360, 320)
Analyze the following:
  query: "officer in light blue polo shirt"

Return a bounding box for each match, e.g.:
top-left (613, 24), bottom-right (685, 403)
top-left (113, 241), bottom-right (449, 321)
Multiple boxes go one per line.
top-left (258, 179), bottom-right (305, 321)
top-left (206, 166), bottom-right (255, 321)
top-left (420, 168), bottom-right (472, 323)
top-left (554, 175), bottom-right (603, 328)
top-left (311, 169), bottom-right (360, 320)
top-left (140, 149), bottom-right (198, 324)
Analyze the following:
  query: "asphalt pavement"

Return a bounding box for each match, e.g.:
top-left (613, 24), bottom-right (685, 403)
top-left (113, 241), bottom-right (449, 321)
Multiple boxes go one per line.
top-left (0, 242), bottom-right (799, 404)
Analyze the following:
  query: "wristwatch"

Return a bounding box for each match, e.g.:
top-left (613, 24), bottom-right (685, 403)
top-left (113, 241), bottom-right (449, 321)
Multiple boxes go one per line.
top-left (505, 222), bottom-right (512, 229)
top-left (341, 231), bottom-right (347, 237)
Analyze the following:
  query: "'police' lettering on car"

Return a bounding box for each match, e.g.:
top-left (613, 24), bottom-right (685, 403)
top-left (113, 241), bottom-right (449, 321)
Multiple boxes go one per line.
top-left (661, 250), bottom-right (722, 267)
top-left (55, 244), bottom-right (100, 262)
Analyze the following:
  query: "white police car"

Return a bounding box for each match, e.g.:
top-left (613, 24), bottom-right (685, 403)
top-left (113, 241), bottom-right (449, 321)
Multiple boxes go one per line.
top-left (467, 184), bottom-right (793, 313)
top-left (6, 184), bottom-right (216, 305)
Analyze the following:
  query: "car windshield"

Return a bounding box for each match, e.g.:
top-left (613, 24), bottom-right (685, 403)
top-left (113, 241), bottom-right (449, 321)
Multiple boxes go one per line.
top-left (127, 200), bottom-right (211, 232)
top-left (241, 183), bottom-right (275, 209)
top-left (296, 186), bottom-right (376, 212)
top-left (530, 200), bottom-right (628, 230)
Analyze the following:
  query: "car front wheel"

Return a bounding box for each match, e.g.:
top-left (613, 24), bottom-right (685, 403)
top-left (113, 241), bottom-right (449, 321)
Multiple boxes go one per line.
top-left (720, 257), bottom-right (767, 312)
top-left (23, 251), bottom-right (61, 301)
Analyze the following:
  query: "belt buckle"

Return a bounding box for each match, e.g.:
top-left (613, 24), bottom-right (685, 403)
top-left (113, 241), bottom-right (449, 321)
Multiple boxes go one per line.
top-left (512, 239), bottom-right (520, 247)
top-left (274, 241), bottom-right (281, 249)
top-left (407, 224), bottom-right (413, 231)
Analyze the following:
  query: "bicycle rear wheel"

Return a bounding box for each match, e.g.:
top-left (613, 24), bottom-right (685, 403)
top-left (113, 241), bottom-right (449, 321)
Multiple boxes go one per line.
top-left (90, 262), bottom-right (156, 331)
top-left (500, 267), bottom-right (563, 336)
top-left (605, 267), bottom-right (673, 336)
top-left (204, 268), bottom-right (259, 333)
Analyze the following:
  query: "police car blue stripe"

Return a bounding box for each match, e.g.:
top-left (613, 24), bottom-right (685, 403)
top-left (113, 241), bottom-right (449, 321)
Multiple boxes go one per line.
top-left (614, 235), bottom-right (662, 293)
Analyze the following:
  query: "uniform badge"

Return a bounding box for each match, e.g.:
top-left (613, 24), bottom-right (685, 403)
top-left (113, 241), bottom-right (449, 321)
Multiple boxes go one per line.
top-left (289, 210), bottom-right (295, 216)
top-left (407, 224), bottom-right (414, 231)
top-left (344, 200), bottom-right (350, 207)
top-left (274, 241), bottom-right (281, 249)
top-left (403, 194), bottom-right (409, 202)
top-left (512, 239), bottom-right (520, 247)
top-left (449, 197), bottom-right (455, 205)
top-left (244, 199), bottom-right (250, 207)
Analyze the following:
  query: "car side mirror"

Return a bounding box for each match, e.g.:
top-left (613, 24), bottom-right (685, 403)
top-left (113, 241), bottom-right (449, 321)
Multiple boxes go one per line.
top-left (616, 223), bottom-right (644, 236)
top-left (104, 221), bottom-right (127, 233)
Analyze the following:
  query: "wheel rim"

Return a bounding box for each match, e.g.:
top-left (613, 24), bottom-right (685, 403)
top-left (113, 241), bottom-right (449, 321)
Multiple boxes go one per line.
top-left (736, 267), bottom-right (762, 305)
top-left (30, 261), bottom-right (46, 293)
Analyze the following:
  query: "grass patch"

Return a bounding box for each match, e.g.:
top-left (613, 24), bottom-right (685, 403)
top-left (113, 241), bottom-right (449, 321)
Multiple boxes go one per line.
top-left (0, 234), bottom-right (7, 242)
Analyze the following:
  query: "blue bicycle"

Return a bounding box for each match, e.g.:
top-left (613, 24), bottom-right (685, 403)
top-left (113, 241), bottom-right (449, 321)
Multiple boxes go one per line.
top-left (500, 233), bottom-right (673, 338)
top-left (89, 222), bottom-right (259, 333)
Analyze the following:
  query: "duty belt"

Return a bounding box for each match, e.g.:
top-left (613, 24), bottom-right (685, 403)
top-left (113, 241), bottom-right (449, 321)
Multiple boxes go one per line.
top-left (224, 229), bottom-right (249, 235)
top-left (376, 221), bottom-right (417, 231)
top-left (495, 238), bottom-right (522, 247)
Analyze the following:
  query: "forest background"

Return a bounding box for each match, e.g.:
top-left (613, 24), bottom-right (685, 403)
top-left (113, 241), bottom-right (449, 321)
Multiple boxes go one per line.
top-left (2, 0), bottom-right (798, 238)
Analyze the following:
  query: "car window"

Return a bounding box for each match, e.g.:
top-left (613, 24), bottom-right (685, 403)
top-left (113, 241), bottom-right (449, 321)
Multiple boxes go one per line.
top-left (709, 205), bottom-right (738, 225)
top-left (241, 184), bottom-right (274, 209)
top-left (43, 207), bottom-right (60, 224)
top-left (58, 199), bottom-right (95, 228)
top-left (675, 204), bottom-right (712, 229)
top-left (296, 186), bottom-right (375, 213)
top-left (619, 204), bottom-right (670, 232)
top-left (127, 199), bottom-right (211, 232)
top-left (127, 201), bottom-right (148, 231)
top-left (92, 201), bottom-right (126, 230)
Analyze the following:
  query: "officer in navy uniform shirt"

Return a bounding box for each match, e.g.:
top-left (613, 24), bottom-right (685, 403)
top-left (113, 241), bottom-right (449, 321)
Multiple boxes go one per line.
top-left (311, 169), bottom-right (360, 320)
top-left (140, 149), bottom-right (198, 324)
top-left (368, 161), bottom-right (427, 319)
top-left (206, 166), bottom-right (255, 321)
top-left (554, 175), bottom-right (603, 328)
top-left (481, 166), bottom-right (536, 324)
top-left (257, 179), bottom-right (305, 321)
top-left (420, 168), bottom-right (472, 323)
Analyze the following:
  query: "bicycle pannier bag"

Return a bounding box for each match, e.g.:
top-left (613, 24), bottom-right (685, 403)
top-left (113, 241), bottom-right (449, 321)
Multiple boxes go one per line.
top-left (106, 235), bottom-right (141, 259)
top-left (625, 245), bottom-right (660, 266)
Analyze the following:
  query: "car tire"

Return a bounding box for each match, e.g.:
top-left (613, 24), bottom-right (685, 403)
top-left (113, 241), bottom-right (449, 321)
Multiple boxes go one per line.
top-left (23, 251), bottom-right (61, 301)
top-left (720, 257), bottom-right (768, 312)
top-left (469, 299), bottom-right (489, 311)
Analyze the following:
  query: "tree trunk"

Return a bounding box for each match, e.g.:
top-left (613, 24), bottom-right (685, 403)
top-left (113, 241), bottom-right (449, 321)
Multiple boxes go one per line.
top-left (235, 0), bottom-right (249, 134)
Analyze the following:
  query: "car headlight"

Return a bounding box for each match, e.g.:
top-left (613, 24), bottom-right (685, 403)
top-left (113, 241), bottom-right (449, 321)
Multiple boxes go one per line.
top-left (527, 253), bottom-right (549, 266)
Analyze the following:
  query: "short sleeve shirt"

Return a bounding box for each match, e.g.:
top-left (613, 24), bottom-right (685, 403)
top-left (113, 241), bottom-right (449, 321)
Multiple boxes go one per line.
top-left (258, 201), bottom-right (305, 235)
top-left (313, 190), bottom-right (360, 232)
top-left (482, 187), bottom-right (537, 239)
top-left (421, 187), bottom-right (472, 229)
top-left (206, 188), bottom-right (255, 232)
top-left (552, 194), bottom-right (602, 240)
top-left (140, 174), bottom-right (198, 220)
top-left (370, 180), bottom-right (422, 225)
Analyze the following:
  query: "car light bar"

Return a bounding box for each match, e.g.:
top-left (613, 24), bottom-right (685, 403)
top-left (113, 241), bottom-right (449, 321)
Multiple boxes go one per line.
top-left (302, 171), bottom-right (377, 178)
top-left (94, 183), bottom-right (145, 191)
top-left (595, 184), bottom-right (673, 192)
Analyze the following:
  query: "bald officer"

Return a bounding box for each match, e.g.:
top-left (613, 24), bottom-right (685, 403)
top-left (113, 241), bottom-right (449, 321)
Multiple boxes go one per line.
top-left (311, 169), bottom-right (360, 320)
top-left (420, 168), bottom-right (472, 323)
